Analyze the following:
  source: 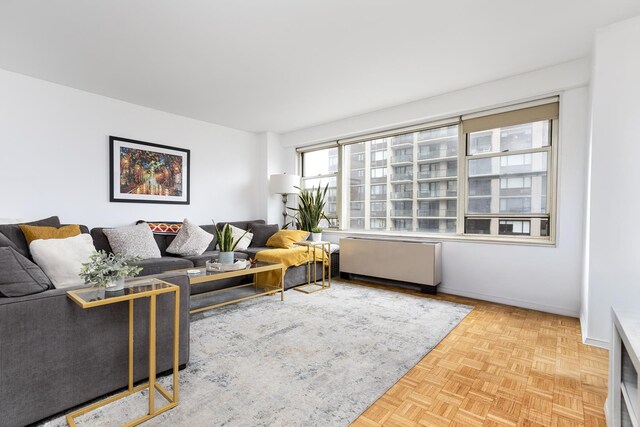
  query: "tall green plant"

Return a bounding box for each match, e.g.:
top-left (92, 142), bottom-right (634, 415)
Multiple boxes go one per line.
top-left (214, 223), bottom-right (250, 252)
top-left (287, 184), bottom-right (329, 231)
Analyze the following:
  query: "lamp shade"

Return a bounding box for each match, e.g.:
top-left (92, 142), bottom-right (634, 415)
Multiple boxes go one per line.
top-left (269, 173), bottom-right (300, 194)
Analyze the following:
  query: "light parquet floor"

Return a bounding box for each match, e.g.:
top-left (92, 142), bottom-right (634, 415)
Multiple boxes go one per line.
top-left (347, 280), bottom-right (609, 427)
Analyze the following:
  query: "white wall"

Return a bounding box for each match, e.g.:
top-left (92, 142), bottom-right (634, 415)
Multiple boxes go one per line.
top-left (281, 59), bottom-right (591, 317)
top-left (0, 69), bottom-right (261, 228)
top-left (582, 15), bottom-right (640, 346)
top-left (255, 131), bottom-right (297, 226)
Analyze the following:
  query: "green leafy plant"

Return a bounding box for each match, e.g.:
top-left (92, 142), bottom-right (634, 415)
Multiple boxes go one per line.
top-left (79, 250), bottom-right (143, 287)
top-left (311, 226), bottom-right (322, 233)
top-left (214, 223), bottom-right (250, 252)
top-left (287, 184), bottom-right (329, 231)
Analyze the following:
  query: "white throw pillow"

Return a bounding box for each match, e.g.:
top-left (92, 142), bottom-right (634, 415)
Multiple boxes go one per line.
top-left (103, 223), bottom-right (161, 259)
top-left (30, 234), bottom-right (96, 289)
top-left (230, 225), bottom-right (253, 250)
top-left (217, 225), bottom-right (253, 251)
top-left (166, 218), bottom-right (213, 256)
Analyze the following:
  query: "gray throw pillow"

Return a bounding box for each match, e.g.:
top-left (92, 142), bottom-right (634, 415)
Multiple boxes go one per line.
top-left (166, 218), bottom-right (214, 256)
top-left (0, 216), bottom-right (61, 259)
top-left (0, 247), bottom-right (52, 297)
top-left (249, 223), bottom-right (280, 247)
top-left (103, 223), bottom-right (161, 259)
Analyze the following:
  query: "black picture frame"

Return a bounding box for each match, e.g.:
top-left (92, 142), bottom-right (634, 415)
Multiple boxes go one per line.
top-left (109, 136), bottom-right (190, 205)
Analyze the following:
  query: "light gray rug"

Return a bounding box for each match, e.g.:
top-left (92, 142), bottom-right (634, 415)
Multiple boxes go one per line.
top-left (44, 281), bottom-right (472, 427)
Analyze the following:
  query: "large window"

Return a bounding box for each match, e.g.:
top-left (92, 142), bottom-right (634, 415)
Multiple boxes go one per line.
top-left (462, 102), bottom-right (557, 239)
top-left (298, 99), bottom-right (558, 242)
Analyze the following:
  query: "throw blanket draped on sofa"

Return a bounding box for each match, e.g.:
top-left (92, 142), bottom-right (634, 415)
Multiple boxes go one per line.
top-left (255, 246), bottom-right (328, 286)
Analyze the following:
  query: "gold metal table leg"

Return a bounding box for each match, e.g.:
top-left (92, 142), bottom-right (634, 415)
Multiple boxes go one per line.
top-left (148, 294), bottom-right (156, 415)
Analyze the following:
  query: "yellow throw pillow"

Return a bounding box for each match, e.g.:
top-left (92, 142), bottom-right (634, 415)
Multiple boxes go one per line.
top-left (265, 230), bottom-right (310, 249)
top-left (19, 224), bottom-right (82, 245)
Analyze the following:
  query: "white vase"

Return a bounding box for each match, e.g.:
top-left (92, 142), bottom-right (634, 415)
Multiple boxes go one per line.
top-left (219, 251), bottom-right (234, 264)
top-left (311, 232), bottom-right (322, 242)
top-left (105, 276), bottom-right (125, 292)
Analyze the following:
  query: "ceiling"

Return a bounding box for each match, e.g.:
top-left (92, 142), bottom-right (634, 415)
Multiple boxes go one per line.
top-left (1, 1), bottom-right (639, 134)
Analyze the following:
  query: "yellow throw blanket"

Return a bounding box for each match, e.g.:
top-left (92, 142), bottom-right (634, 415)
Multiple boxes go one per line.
top-left (255, 246), bottom-right (329, 287)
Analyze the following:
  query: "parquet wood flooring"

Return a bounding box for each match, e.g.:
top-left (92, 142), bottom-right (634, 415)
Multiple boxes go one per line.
top-left (347, 280), bottom-right (609, 427)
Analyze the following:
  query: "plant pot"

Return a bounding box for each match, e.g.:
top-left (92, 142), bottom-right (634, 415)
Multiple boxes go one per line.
top-left (310, 232), bottom-right (322, 242)
top-left (219, 251), bottom-right (234, 264)
top-left (104, 276), bottom-right (125, 292)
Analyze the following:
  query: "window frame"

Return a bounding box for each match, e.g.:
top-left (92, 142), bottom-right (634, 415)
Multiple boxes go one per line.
top-left (459, 108), bottom-right (558, 243)
top-left (296, 98), bottom-right (559, 245)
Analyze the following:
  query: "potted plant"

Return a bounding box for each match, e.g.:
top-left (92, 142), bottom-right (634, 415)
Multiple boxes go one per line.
top-left (311, 226), bottom-right (323, 242)
top-left (214, 223), bottom-right (250, 264)
top-left (79, 250), bottom-right (143, 292)
top-left (287, 184), bottom-right (329, 237)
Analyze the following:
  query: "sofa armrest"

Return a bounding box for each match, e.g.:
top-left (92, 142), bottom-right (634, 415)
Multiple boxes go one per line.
top-left (0, 272), bottom-right (190, 426)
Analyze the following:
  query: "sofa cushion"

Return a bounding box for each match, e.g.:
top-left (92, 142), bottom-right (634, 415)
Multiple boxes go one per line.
top-left (236, 247), bottom-right (267, 259)
top-left (0, 247), bottom-right (52, 297)
top-left (249, 223), bottom-right (279, 247)
top-left (90, 228), bottom-right (113, 252)
top-left (0, 232), bottom-right (19, 251)
top-left (103, 223), bottom-right (161, 259)
top-left (30, 234), bottom-right (96, 289)
top-left (0, 216), bottom-right (61, 258)
top-left (19, 224), bottom-right (82, 245)
top-left (166, 219), bottom-right (214, 256)
top-left (131, 257), bottom-right (194, 276)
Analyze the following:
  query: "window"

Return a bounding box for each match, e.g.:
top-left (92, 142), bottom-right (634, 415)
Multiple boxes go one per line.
top-left (462, 101), bottom-right (557, 239)
top-left (298, 99), bottom-right (558, 242)
top-left (300, 147), bottom-right (338, 226)
top-left (341, 123), bottom-right (458, 232)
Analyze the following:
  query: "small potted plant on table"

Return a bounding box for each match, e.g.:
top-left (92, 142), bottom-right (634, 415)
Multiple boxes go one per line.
top-left (79, 250), bottom-right (143, 292)
top-left (214, 223), bottom-right (250, 264)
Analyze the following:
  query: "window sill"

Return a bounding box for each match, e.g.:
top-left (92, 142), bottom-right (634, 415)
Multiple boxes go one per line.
top-left (322, 229), bottom-right (556, 247)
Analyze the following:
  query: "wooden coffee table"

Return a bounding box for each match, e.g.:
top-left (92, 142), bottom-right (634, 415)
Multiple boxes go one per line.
top-left (174, 261), bottom-right (285, 314)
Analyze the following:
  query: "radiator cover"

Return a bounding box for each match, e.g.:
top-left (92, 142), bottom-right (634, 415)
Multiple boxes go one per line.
top-left (340, 237), bottom-right (441, 286)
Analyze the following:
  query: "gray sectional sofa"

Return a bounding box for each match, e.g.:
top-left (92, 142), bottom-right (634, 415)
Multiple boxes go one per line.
top-left (90, 219), bottom-right (330, 292)
top-left (0, 217), bottom-right (336, 426)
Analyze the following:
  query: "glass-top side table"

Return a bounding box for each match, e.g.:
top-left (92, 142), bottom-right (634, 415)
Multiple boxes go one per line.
top-left (66, 279), bottom-right (180, 426)
top-left (293, 241), bottom-right (331, 294)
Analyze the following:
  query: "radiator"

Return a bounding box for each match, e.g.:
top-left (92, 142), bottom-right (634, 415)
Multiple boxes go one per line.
top-left (339, 237), bottom-right (442, 292)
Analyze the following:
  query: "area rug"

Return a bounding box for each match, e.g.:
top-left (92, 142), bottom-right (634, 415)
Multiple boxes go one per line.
top-left (44, 281), bottom-right (472, 427)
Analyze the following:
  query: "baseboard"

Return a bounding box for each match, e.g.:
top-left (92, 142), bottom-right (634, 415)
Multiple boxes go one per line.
top-left (578, 315), bottom-right (610, 349)
top-left (438, 285), bottom-right (580, 317)
top-left (583, 336), bottom-right (609, 350)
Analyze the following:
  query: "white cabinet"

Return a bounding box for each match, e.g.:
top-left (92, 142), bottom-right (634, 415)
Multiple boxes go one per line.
top-left (608, 308), bottom-right (640, 427)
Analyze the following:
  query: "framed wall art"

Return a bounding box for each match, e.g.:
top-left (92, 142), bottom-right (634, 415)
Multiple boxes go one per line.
top-left (109, 136), bottom-right (190, 204)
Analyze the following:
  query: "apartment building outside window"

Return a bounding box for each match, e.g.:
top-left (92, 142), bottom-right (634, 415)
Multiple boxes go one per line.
top-left (298, 99), bottom-right (558, 243)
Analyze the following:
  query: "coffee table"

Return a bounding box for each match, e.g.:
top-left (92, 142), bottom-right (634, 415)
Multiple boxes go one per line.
top-left (174, 261), bottom-right (285, 314)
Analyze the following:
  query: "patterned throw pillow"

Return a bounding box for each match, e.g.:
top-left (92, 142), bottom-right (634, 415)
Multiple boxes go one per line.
top-left (166, 219), bottom-right (214, 256)
top-left (103, 223), bottom-right (161, 259)
top-left (138, 221), bottom-right (183, 235)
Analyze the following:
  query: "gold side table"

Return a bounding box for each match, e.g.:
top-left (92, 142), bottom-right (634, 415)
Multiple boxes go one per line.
top-left (66, 279), bottom-right (180, 427)
top-left (293, 241), bottom-right (331, 294)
